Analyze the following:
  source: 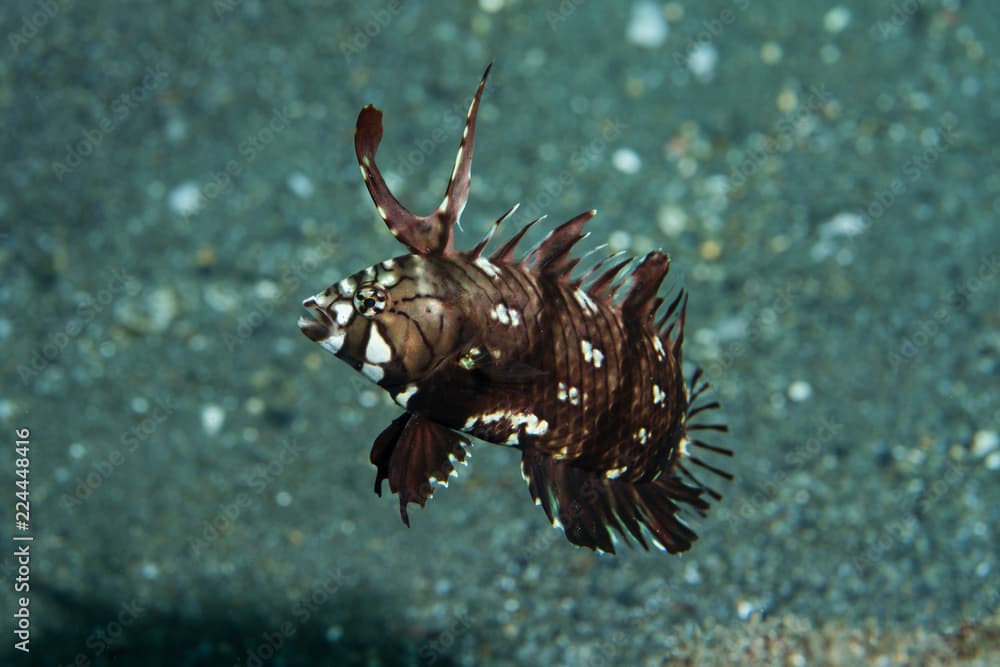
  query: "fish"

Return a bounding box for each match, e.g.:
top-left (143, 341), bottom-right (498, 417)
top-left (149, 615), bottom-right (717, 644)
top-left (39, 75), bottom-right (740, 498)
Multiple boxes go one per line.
top-left (298, 64), bottom-right (731, 554)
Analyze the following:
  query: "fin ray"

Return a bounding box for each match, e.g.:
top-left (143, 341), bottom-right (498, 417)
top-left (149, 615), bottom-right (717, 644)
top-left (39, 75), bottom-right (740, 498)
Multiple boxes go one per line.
top-left (370, 414), bottom-right (470, 525)
top-left (435, 62), bottom-right (492, 234)
top-left (524, 209), bottom-right (596, 279)
top-left (619, 251), bottom-right (671, 321)
top-left (520, 448), bottom-right (709, 554)
top-left (354, 64), bottom-right (493, 255)
top-left (355, 106), bottom-right (432, 252)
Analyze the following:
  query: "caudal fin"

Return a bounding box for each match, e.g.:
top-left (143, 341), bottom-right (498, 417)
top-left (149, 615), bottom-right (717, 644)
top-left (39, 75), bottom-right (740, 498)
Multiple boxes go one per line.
top-left (519, 448), bottom-right (710, 554)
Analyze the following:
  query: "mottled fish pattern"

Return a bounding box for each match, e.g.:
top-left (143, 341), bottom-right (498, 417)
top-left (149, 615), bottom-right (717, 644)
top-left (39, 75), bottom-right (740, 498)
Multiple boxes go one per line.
top-left (299, 65), bottom-right (731, 554)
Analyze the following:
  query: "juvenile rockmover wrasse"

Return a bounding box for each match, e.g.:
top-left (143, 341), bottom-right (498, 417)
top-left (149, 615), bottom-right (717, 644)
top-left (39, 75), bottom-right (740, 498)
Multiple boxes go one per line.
top-left (299, 65), bottom-right (731, 554)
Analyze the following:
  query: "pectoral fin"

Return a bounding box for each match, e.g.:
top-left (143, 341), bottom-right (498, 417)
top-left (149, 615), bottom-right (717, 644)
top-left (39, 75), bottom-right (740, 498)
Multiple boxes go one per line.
top-left (370, 413), bottom-right (471, 526)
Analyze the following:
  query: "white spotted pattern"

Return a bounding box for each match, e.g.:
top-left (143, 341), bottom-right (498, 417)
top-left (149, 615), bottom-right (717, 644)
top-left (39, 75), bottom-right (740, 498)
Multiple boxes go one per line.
top-left (573, 289), bottom-right (599, 316)
top-left (652, 336), bottom-right (666, 361)
top-left (394, 384), bottom-right (418, 408)
top-left (678, 436), bottom-right (690, 458)
top-left (568, 386), bottom-right (580, 406)
top-left (490, 302), bottom-right (519, 326)
top-left (319, 331), bottom-right (345, 355)
top-left (634, 427), bottom-right (650, 445)
top-left (652, 384), bottom-right (666, 406)
top-left (474, 255), bottom-right (501, 279)
top-left (605, 465), bottom-right (628, 479)
top-left (338, 278), bottom-right (355, 297)
top-left (465, 410), bottom-right (549, 441)
top-left (580, 340), bottom-right (605, 368)
top-left (332, 303), bottom-right (354, 326)
top-left (365, 325), bottom-right (393, 364)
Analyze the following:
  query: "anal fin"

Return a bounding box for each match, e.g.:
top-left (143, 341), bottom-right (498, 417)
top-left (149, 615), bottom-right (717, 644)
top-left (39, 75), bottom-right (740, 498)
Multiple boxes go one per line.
top-left (520, 448), bottom-right (709, 554)
top-left (370, 413), bottom-right (471, 526)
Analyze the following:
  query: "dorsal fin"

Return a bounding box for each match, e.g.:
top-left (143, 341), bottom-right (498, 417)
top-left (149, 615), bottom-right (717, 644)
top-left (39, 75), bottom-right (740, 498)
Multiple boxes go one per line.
top-left (670, 292), bottom-right (688, 364)
top-left (587, 256), bottom-right (632, 302)
top-left (524, 209), bottom-right (596, 279)
top-left (656, 289), bottom-right (685, 335)
top-left (354, 64), bottom-right (492, 256)
top-left (470, 202), bottom-right (519, 257)
top-left (619, 251), bottom-right (670, 321)
top-left (568, 243), bottom-right (610, 288)
top-left (490, 215), bottom-right (544, 264)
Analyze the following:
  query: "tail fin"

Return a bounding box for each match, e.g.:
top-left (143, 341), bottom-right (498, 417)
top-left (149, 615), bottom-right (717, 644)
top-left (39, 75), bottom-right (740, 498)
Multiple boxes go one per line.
top-left (519, 448), bottom-right (709, 554)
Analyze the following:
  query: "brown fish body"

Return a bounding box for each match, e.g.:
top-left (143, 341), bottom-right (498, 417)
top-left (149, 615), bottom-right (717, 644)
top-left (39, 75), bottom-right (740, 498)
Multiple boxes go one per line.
top-left (395, 254), bottom-right (687, 481)
top-left (299, 65), bottom-right (730, 554)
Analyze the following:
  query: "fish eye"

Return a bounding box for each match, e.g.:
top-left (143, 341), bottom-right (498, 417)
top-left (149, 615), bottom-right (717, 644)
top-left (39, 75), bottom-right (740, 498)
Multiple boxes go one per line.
top-left (353, 282), bottom-right (388, 317)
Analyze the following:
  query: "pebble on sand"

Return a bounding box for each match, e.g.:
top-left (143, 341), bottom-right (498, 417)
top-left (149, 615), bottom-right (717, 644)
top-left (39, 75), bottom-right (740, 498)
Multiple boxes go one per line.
top-left (626, 1), bottom-right (668, 49)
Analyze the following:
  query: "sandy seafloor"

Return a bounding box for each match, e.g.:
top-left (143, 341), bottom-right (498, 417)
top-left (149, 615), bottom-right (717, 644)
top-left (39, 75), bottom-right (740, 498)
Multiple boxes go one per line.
top-left (2, 0), bottom-right (1000, 665)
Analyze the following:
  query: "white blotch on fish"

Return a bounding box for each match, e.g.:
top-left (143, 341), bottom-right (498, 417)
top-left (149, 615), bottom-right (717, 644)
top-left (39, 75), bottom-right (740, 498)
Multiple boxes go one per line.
top-left (320, 331), bottom-right (345, 355)
top-left (573, 289), bottom-right (599, 316)
top-left (465, 410), bottom-right (549, 441)
top-left (580, 340), bottom-right (604, 368)
top-left (652, 336), bottom-right (666, 361)
top-left (394, 384), bottom-right (419, 408)
top-left (332, 303), bottom-right (354, 326)
top-left (489, 302), bottom-right (520, 326)
top-left (365, 326), bottom-right (393, 364)
top-left (474, 255), bottom-right (501, 280)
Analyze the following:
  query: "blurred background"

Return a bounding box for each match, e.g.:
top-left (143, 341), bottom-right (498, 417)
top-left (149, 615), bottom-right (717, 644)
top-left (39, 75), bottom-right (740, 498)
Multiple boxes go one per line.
top-left (2, 0), bottom-right (999, 664)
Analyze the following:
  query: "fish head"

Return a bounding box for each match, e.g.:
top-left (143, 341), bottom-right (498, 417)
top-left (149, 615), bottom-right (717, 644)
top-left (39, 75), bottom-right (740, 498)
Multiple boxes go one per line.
top-left (299, 254), bottom-right (467, 390)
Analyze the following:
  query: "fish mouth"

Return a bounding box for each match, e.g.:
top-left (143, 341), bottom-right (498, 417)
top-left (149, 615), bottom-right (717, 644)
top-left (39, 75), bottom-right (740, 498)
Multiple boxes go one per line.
top-left (298, 298), bottom-right (332, 342)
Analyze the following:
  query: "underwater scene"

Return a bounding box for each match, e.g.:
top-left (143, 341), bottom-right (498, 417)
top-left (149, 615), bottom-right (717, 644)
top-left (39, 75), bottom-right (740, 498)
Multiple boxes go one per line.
top-left (2, 0), bottom-right (999, 665)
